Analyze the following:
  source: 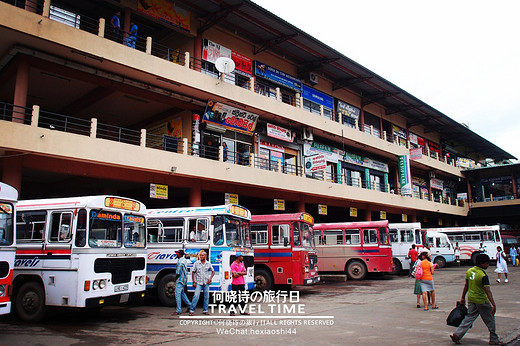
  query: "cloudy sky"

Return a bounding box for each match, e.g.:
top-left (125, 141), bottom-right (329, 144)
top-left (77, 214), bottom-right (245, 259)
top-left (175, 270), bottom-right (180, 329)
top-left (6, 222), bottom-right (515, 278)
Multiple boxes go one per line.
top-left (252, 0), bottom-right (520, 160)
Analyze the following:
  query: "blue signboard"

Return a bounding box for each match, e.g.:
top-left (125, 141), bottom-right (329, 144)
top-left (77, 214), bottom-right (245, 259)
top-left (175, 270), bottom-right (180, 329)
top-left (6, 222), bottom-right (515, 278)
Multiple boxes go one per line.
top-left (302, 85), bottom-right (334, 109)
top-left (254, 61), bottom-right (302, 91)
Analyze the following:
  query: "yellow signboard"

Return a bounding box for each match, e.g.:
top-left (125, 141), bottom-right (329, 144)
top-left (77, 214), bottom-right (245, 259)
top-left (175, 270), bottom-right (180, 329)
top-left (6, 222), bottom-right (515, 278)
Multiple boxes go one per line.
top-left (380, 211), bottom-right (387, 220)
top-left (349, 207), bottom-right (357, 217)
top-left (150, 184), bottom-right (168, 200)
top-left (402, 214), bottom-right (408, 222)
top-left (225, 193), bottom-right (239, 205)
top-left (318, 204), bottom-right (327, 215)
top-left (274, 199), bottom-right (285, 211)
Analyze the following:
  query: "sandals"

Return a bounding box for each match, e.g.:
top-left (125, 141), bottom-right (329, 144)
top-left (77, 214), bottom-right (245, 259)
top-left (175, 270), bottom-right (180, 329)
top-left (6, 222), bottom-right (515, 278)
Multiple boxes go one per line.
top-left (416, 304), bottom-right (421, 308)
top-left (489, 341), bottom-right (506, 345)
top-left (432, 305), bottom-right (439, 309)
top-left (424, 308), bottom-right (429, 311)
top-left (189, 312), bottom-right (194, 316)
top-left (450, 334), bottom-right (461, 344)
top-left (203, 311), bottom-right (210, 315)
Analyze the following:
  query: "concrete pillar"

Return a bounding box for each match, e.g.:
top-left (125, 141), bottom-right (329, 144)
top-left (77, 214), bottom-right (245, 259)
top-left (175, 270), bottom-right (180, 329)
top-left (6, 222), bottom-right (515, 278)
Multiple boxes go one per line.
top-left (249, 76), bottom-right (255, 92)
top-left (193, 35), bottom-right (202, 71)
top-left (98, 18), bottom-right (105, 37)
top-left (31, 105), bottom-right (40, 127)
top-left (13, 59), bottom-right (30, 124)
top-left (184, 51), bottom-right (190, 68)
top-left (146, 37), bottom-right (152, 54)
top-left (140, 129), bottom-right (146, 147)
top-left (90, 118), bottom-right (97, 138)
top-left (276, 87), bottom-right (281, 102)
top-left (189, 181), bottom-right (201, 207)
top-left (297, 195), bottom-right (305, 213)
top-left (42, 0), bottom-right (51, 17)
top-left (2, 154), bottom-right (23, 193)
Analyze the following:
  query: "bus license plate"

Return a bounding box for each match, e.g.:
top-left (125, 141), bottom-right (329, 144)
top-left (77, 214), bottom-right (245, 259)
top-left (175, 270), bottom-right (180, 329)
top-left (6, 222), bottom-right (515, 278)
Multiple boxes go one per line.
top-left (114, 284), bottom-right (129, 292)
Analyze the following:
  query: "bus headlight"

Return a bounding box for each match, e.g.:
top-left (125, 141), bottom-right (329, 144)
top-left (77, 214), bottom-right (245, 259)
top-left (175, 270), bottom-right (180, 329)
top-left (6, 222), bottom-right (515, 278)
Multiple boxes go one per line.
top-left (92, 279), bottom-right (107, 290)
top-left (99, 280), bottom-right (106, 289)
top-left (135, 275), bottom-right (145, 285)
top-left (93, 280), bottom-right (99, 290)
top-left (0, 284), bottom-right (6, 297)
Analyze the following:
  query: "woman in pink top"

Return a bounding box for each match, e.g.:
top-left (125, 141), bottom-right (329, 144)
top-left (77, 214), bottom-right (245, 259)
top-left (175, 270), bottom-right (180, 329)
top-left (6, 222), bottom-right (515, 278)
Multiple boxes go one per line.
top-left (416, 251), bottom-right (438, 310)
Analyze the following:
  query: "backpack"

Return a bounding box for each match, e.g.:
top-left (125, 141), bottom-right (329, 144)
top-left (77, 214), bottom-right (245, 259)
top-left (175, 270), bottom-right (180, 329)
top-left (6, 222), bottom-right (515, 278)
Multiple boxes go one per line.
top-left (414, 262), bottom-right (423, 280)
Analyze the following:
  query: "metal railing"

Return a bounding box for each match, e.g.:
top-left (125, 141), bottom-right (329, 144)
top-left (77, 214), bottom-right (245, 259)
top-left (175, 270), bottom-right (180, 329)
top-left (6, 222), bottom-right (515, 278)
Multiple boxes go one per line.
top-left (3, 0), bottom-right (43, 14)
top-left (96, 122), bottom-right (141, 145)
top-left (38, 109), bottom-right (91, 136)
top-left (0, 102), bottom-right (31, 124)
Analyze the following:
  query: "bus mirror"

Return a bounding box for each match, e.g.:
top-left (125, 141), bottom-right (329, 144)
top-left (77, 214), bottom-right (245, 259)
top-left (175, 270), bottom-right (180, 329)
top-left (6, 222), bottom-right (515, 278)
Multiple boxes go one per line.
top-left (284, 237), bottom-right (289, 247)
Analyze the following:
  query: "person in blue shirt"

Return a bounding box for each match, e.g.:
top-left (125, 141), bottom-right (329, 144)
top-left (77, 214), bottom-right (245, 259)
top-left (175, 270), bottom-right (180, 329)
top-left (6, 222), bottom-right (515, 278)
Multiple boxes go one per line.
top-left (110, 11), bottom-right (121, 43)
top-left (510, 246), bottom-right (518, 267)
top-left (125, 21), bottom-right (138, 48)
top-left (174, 249), bottom-right (191, 315)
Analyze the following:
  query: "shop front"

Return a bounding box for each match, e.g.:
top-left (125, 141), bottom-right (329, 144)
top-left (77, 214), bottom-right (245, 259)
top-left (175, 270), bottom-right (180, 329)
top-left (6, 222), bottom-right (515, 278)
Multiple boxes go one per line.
top-left (254, 61), bottom-right (302, 106)
top-left (257, 122), bottom-right (300, 174)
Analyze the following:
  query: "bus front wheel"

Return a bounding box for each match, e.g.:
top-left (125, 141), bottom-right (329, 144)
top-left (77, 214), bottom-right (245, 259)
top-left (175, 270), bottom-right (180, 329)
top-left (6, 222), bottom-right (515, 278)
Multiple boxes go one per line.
top-left (254, 268), bottom-right (273, 291)
top-left (157, 274), bottom-right (177, 307)
top-left (15, 281), bottom-right (46, 323)
top-left (346, 260), bottom-right (367, 280)
top-left (434, 256), bottom-right (446, 268)
top-left (391, 259), bottom-right (402, 274)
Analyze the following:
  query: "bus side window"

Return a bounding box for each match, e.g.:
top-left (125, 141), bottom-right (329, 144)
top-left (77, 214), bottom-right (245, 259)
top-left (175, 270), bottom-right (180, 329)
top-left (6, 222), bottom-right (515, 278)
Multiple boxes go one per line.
top-left (293, 222), bottom-right (301, 246)
top-left (251, 224), bottom-right (268, 245)
top-left (345, 229), bottom-right (360, 244)
top-left (75, 209), bottom-right (87, 247)
top-left (389, 229), bottom-right (398, 243)
top-left (16, 211), bottom-right (46, 242)
top-left (272, 224), bottom-right (289, 245)
top-left (50, 212), bottom-right (73, 242)
top-left (363, 229), bottom-right (378, 244)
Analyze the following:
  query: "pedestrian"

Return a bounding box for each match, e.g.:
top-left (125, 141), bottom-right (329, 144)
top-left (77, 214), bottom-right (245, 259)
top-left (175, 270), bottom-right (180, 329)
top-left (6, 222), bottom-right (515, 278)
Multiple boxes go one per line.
top-left (222, 142), bottom-right (228, 162)
top-left (454, 242), bottom-right (461, 265)
top-left (110, 11), bottom-right (122, 43)
top-left (450, 254), bottom-right (505, 345)
top-left (189, 250), bottom-right (214, 316)
top-left (479, 242), bottom-right (486, 253)
top-left (172, 250), bottom-right (191, 315)
top-left (230, 252), bottom-right (249, 316)
top-left (494, 246), bottom-right (508, 283)
top-left (416, 251), bottom-right (438, 310)
top-left (407, 244), bottom-right (419, 277)
top-left (124, 21), bottom-right (138, 48)
top-left (510, 246), bottom-right (517, 267)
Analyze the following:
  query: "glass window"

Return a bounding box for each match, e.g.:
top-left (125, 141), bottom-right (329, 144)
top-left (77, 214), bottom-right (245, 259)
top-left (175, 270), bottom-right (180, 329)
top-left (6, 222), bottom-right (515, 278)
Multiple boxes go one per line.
top-left (389, 229), bottom-right (398, 243)
top-left (345, 229), bottom-right (361, 244)
top-left (17, 211), bottom-right (46, 242)
top-left (0, 202), bottom-right (15, 245)
top-left (465, 233), bottom-right (480, 242)
top-left (49, 212), bottom-right (73, 242)
top-left (301, 223), bottom-right (314, 247)
top-left (75, 209), bottom-right (87, 247)
top-left (124, 214), bottom-right (146, 248)
top-left (213, 216), bottom-right (224, 245)
top-left (271, 224), bottom-right (290, 245)
top-left (400, 230), bottom-right (414, 243)
top-left (415, 229), bottom-right (423, 245)
top-left (89, 210), bottom-right (122, 248)
top-left (147, 218), bottom-right (184, 243)
top-left (324, 230), bottom-right (343, 245)
top-left (363, 229), bottom-right (378, 244)
top-left (224, 216), bottom-right (250, 247)
top-left (189, 218), bottom-right (208, 242)
top-left (482, 231), bottom-right (494, 241)
top-left (251, 224), bottom-right (268, 245)
top-left (379, 228), bottom-right (389, 245)
top-left (293, 222), bottom-right (301, 246)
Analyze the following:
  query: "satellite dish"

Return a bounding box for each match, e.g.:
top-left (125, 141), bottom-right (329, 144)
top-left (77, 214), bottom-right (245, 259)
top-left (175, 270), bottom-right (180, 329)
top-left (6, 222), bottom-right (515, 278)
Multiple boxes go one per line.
top-left (215, 57), bottom-right (235, 74)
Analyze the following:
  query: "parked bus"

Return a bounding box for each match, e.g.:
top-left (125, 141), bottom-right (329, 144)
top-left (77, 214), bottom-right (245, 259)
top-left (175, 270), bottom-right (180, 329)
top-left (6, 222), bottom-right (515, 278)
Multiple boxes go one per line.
top-left (389, 223), bottom-right (455, 273)
top-left (313, 220), bottom-right (392, 280)
top-left (0, 183), bottom-right (18, 316)
top-left (146, 204), bottom-right (254, 306)
top-left (14, 196), bottom-right (147, 322)
top-left (250, 212), bottom-right (319, 291)
top-left (426, 225), bottom-right (503, 263)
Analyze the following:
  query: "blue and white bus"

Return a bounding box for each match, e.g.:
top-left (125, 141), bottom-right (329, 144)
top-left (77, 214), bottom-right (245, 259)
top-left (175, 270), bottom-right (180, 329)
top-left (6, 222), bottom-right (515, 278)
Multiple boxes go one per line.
top-left (146, 204), bottom-right (254, 306)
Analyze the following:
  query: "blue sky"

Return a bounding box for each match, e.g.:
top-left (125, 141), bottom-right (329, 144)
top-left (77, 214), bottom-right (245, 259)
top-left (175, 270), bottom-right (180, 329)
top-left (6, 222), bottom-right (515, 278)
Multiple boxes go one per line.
top-left (252, 0), bottom-right (520, 161)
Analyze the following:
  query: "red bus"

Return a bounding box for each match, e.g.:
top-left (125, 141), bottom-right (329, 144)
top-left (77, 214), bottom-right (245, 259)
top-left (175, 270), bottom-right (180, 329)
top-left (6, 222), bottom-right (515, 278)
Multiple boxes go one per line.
top-left (250, 212), bottom-right (319, 290)
top-left (313, 220), bottom-right (392, 280)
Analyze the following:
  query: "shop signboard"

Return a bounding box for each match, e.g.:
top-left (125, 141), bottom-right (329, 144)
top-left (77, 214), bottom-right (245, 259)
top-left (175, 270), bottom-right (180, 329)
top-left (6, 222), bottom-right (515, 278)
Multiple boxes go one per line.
top-left (225, 193), bottom-right (239, 205)
top-left (380, 211), bottom-right (387, 220)
top-left (231, 51), bottom-right (252, 75)
top-left (302, 85), bottom-right (333, 109)
top-left (318, 204), bottom-right (327, 215)
top-left (410, 147), bottom-right (422, 160)
top-left (150, 183), bottom-right (168, 199)
top-left (274, 199), bottom-right (285, 211)
top-left (267, 123), bottom-right (294, 142)
top-left (203, 100), bottom-right (258, 134)
top-left (398, 155), bottom-right (412, 195)
top-left (305, 154), bottom-right (327, 173)
top-left (402, 214), bottom-right (408, 222)
top-left (456, 157), bottom-right (475, 168)
top-left (430, 178), bottom-right (444, 190)
top-left (349, 207), bottom-right (357, 217)
top-left (254, 61), bottom-right (302, 91)
top-left (337, 100), bottom-right (360, 121)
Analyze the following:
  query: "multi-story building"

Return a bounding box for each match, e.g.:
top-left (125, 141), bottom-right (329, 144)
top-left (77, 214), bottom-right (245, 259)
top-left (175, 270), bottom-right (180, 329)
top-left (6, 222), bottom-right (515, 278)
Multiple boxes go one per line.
top-left (0, 0), bottom-right (515, 226)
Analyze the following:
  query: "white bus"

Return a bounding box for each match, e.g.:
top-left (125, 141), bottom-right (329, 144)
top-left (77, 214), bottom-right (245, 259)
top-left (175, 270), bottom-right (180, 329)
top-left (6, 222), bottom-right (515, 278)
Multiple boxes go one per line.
top-left (146, 204), bottom-right (254, 306)
top-left (427, 225), bottom-right (503, 264)
top-left (14, 196), bottom-right (147, 322)
top-left (0, 183), bottom-right (18, 316)
top-left (389, 223), bottom-right (455, 273)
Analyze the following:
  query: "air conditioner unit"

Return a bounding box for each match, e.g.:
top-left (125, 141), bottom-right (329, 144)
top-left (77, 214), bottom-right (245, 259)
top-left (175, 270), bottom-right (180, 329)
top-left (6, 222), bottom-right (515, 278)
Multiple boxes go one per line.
top-left (309, 72), bottom-right (318, 85)
top-left (301, 128), bottom-right (314, 141)
top-left (203, 122), bottom-right (227, 134)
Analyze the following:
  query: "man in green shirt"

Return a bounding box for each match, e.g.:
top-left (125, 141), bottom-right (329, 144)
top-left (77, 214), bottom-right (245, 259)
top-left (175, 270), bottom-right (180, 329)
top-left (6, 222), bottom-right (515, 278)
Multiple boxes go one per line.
top-left (450, 254), bottom-right (504, 345)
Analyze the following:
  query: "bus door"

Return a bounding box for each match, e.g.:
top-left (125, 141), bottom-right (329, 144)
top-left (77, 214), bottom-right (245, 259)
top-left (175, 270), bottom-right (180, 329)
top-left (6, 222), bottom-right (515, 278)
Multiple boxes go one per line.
top-left (270, 223), bottom-right (291, 264)
top-left (361, 228), bottom-right (379, 255)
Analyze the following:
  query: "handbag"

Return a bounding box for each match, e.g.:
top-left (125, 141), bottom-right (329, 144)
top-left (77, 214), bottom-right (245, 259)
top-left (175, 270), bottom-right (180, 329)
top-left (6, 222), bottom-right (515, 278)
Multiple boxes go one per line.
top-left (446, 301), bottom-right (468, 327)
top-left (414, 262), bottom-right (423, 280)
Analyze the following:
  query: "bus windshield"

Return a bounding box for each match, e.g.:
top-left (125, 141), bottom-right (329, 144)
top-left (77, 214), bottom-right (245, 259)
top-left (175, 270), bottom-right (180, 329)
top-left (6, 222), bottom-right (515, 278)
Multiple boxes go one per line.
top-left (89, 210), bottom-right (122, 248)
top-left (221, 216), bottom-right (251, 247)
top-left (300, 222), bottom-right (315, 248)
top-left (0, 202), bottom-right (14, 245)
top-left (124, 214), bottom-right (146, 248)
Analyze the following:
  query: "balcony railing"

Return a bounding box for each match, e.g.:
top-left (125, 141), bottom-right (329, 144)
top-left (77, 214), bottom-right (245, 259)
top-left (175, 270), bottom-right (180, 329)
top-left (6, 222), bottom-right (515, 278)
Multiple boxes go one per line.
top-left (0, 101), bottom-right (467, 208)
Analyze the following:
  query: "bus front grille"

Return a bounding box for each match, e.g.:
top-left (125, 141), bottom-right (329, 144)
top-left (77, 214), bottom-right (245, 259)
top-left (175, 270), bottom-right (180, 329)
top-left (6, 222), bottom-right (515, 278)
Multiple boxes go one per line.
top-left (94, 257), bottom-right (145, 284)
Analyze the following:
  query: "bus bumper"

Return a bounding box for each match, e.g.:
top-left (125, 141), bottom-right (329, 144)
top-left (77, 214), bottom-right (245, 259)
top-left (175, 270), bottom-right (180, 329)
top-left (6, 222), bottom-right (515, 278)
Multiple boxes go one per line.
top-left (85, 291), bottom-right (146, 308)
top-left (304, 276), bottom-right (320, 285)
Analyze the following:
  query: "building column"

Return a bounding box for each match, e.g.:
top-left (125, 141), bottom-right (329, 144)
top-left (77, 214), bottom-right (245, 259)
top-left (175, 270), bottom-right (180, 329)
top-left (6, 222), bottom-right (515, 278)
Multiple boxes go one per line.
top-left (189, 181), bottom-right (201, 207)
top-left (364, 207), bottom-right (372, 221)
top-left (511, 171), bottom-right (517, 199)
top-left (13, 59), bottom-right (29, 124)
top-left (466, 179), bottom-right (473, 203)
top-left (297, 194), bottom-right (305, 213)
top-left (2, 154), bottom-right (23, 194)
top-left (193, 34), bottom-right (202, 71)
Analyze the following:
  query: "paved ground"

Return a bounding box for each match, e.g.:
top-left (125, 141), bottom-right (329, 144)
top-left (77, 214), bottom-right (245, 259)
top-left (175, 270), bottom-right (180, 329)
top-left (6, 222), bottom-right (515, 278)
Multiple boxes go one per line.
top-left (0, 265), bottom-right (519, 345)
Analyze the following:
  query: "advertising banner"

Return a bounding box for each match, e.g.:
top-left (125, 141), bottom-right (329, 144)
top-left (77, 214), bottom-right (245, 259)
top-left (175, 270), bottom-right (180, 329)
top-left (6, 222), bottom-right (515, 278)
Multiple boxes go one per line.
top-left (337, 100), bottom-right (360, 121)
top-left (302, 85), bottom-right (333, 109)
top-left (203, 100), bottom-right (259, 134)
top-left (410, 147), bottom-right (422, 160)
top-left (349, 207), bottom-right (357, 217)
top-left (430, 178), bottom-right (444, 190)
top-left (225, 193), bottom-right (239, 205)
top-left (150, 183), bottom-right (168, 199)
top-left (305, 154), bottom-right (327, 173)
top-left (137, 0), bottom-right (190, 31)
top-left (267, 123), bottom-right (294, 142)
top-left (318, 204), bottom-right (327, 215)
top-left (254, 61), bottom-right (302, 91)
top-left (202, 39), bottom-right (231, 64)
top-left (398, 155), bottom-right (412, 195)
top-left (274, 199), bottom-right (285, 211)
